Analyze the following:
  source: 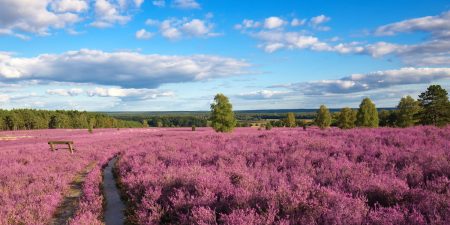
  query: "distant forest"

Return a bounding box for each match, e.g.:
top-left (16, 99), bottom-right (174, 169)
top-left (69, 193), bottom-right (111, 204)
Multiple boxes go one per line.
top-left (0, 109), bottom-right (141, 130)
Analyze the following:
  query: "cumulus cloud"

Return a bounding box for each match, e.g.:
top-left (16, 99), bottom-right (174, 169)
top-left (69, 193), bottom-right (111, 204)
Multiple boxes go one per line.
top-left (237, 90), bottom-right (290, 100)
top-left (375, 11), bottom-right (450, 37)
top-left (90, 0), bottom-right (131, 28)
top-left (47, 88), bottom-right (84, 96)
top-left (264, 17), bottom-right (286, 29)
top-left (144, 17), bottom-right (219, 40)
top-left (274, 67), bottom-right (450, 95)
top-left (172, 0), bottom-right (200, 9)
top-left (310, 15), bottom-right (330, 26)
top-left (0, 0), bottom-right (81, 36)
top-left (368, 11), bottom-right (450, 66)
top-left (234, 19), bottom-right (261, 30)
top-left (0, 49), bottom-right (251, 88)
top-left (135, 29), bottom-right (154, 39)
top-left (51, 0), bottom-right (89, 13)
top-left (87, 87), bottom-right (174, 100)
top-left (291, 18), bottom-right (306, 27)
top-left (309, 15), bottom-right (331, 31)
top-left (252, 31), bottom-right (364, 53)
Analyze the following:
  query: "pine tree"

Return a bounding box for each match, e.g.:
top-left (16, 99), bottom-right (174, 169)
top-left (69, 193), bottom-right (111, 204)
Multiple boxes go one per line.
top-left (315, 105), bottom-right (332, 129)
top-left (356, 98), bottom-right (379, 127)
top-left (337, 107), bottom-right (356, 129)
top-left (210, 93), bottom-right (237, 132)
top-left (418, 85), bottom-right (450, 127)
top-left (396, 96), bottom-right (421, 127)
top-left (286, 112), bottom-right (297, 128)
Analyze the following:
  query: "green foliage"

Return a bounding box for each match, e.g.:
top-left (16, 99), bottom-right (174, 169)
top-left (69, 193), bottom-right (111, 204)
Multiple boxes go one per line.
top-left (0, 109), bottom-right (140, 131)
top-left (315, 105), bottom-right (332, 129)
top-left (210, 93), bottom-right (237, 132)
top-left (88, 118), bottom-right (95, 133)
top-left (337, 107), bottom-right (356, 129)
top-left (286, 112), bottom-right (297, 128)
top-left (142, 119), bottom-right (149, 128)
top-left (418, 85), bottom-right (450, 127)
top-left (356, 98), bottom-right (379, 128)
top-left (396, 96), bottom-right (421, 127)
top-left (265, 122), bottom-right (273, 130)
top-left (192, 125), bottom-right (196, 131)
top-left (378, 110), bottom-right (397, 127)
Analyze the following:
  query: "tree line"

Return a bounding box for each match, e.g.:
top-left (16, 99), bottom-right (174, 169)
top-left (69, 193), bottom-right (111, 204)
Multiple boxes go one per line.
top-left (0, 109), bottom-right (142, 131)
top-left (209, 85), bottom-right (450, 132)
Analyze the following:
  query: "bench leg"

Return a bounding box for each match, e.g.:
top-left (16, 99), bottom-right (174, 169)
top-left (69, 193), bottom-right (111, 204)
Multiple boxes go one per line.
top-left (69, 144), bottom-right (74, 154)
top-left (50, 144), bottom-right (55, 151)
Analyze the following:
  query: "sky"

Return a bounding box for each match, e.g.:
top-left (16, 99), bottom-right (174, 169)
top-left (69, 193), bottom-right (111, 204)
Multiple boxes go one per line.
top-left (0, 0), bottom-right (450, 111)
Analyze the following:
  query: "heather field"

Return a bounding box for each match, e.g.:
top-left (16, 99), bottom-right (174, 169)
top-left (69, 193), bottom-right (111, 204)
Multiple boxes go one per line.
top-left (1, 127), bottom-right (450, 225)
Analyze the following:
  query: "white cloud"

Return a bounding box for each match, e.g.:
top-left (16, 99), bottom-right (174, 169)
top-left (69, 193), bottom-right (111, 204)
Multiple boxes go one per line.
top-left (310, 15), bottom-right (330, 26)
top-left (264, 17), bottom-right (286, 29)
top-left (152, 0), bottom-right (165, 7)
top-left (172, 0), bottom-right (200, 9)
top-left (87, 87), bottom-right (174, 100)
top-left (135, 29), bottom-right (154, 39)
top-left (47, 88), bottom-right (84, 96)
top-left (147, 17), bottom-right (218, 40)
top-left (134, 0), bottom-right (145, 7)
top-left (181, 19), bottom-right (214, 36)
top-left (291, 18), bottom-right (306, 27)
top-left (0, 0), bottom-right (81, 36)
top-left (237, 90), bottom-right (290, 100)
top-left (309, 14), bottom-right (331, 31)
top-left (0, 49), bottom-right (251, 88)
top-left (51, 0), bottom-right (89, 13)
top-left (275, 67), bottom-right (450, 95)
top-left (90, 0), bottom-right (131, 28)
top-left (375, 11), bottom-right (450, 37)
top-left (234, 19), bottom-right (261, 30)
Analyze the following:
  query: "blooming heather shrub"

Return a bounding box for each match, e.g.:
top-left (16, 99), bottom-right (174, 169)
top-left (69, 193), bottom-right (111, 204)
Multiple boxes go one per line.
top-left (0, 128), bottom-right (155, 224)
top-left (68, 166), bottom-right (103, 225)
top-left (1, 126), bottom-right (450, 224)
top-left (116, 126), bottom-right (450, 225)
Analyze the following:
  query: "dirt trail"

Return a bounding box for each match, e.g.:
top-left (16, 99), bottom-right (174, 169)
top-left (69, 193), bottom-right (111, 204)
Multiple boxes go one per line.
top-left (51, 162), bottom-right (96, 225)
top-left (104, 157), bottom-right (125, 225)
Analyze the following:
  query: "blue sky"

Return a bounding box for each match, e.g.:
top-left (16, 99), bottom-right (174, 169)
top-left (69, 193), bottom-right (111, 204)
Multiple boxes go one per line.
top-left (0, 0), bottom-right (449, 111)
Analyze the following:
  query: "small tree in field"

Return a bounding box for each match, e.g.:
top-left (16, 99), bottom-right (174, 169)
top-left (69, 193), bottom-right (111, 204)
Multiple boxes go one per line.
top-left (265, 122), bottom-right (273, 130)
top-left (88, 118), bottom-right (95, 133)
top-left (210, 93), bottom-right (237, 132)
top-left (396, 96), bottom-right (421, 127)
top-left (286, 112), bottom-right (297, 128)
top-left (315, 105), bottom-right (331, 129)
top-left (418, 85), bottom-right (450, 127)
top-left (356, 97), bottom-right (379, 127)
top-left (337, 107), bottom-right (356, 129)
top-left (142, 119), bottom-right (149, 128)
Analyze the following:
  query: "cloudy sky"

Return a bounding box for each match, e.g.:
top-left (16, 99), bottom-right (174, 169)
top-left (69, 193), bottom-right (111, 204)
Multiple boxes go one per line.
top-left (0, 0), bottom-right (449, 111)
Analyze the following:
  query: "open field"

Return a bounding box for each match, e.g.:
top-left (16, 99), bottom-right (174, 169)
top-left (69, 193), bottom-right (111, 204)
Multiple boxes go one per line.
top-left (1, 127), bottom-right (449, 224)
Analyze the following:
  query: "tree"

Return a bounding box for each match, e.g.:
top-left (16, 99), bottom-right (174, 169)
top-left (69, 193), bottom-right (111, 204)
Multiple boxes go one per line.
top-left (210, 93), bottom-right (237, 132)
top-left (418, 85), bottom-right (450, 127)
top-left (379, 110), bottom-right (396, 127)
top-left (396, 96), bottom-right (421, 127)
top-left (356, 98), bottom-right (379, 127)
top-left (142, 119), bottom-right (149, 128)
top-left (337, 107), bottom-right (356, 129)
top-left (265, 122), bottom-right (273, 130)
top-left (286, 112), bottom-right (297, 128)
top-left (315, 105), bottom-right (331, 129)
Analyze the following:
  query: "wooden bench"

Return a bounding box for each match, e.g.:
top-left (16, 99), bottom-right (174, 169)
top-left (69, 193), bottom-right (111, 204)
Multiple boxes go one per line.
top-left (48, 141), bottom-right (75, 153)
